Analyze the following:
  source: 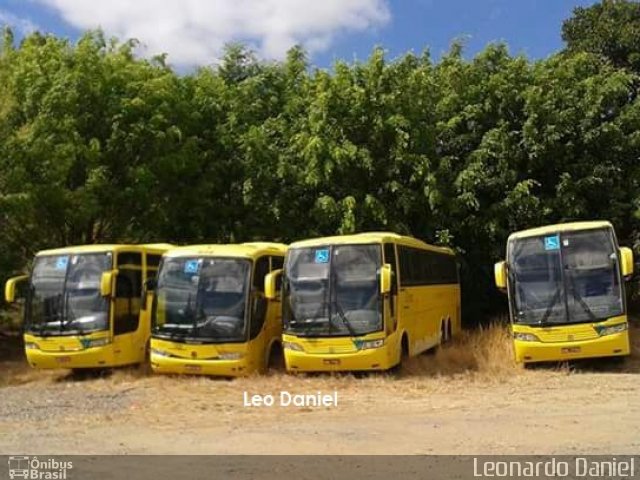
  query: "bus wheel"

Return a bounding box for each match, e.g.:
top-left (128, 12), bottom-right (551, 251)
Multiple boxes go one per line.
top-left (401, 334), bottom-right (409, 360)
top-left (391, 335), bottom-right (409, 374)
top-left (139, 339), bottom-right (152, 376)
top-left (266, 342), bottom-right (284, 374)
top-left (71, 368), bottom-right (110, 379)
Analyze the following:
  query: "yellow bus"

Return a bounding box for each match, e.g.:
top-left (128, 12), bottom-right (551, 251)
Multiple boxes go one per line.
top-left (4, 244), bottom-right (172, 370)
top-left (149, 243), bottom-right (287, 376)
top-left (271, 232), bottom-right (461, 372)
top-left (494, 221), bottom-right (634, 364)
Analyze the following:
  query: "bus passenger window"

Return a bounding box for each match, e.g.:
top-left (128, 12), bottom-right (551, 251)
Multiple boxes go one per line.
top-left (250, 256), bottom-right (270, 339)
top-left (383, 243), bottom-right (398, 294)
top-left (114, 252), bottom-right (142, 335)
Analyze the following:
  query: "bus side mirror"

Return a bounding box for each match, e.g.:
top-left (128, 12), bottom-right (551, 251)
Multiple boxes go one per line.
top-left (494, 261), bottom-right (507, 291)
top-left (5, 275), bottom-right (28, 303)
top-left (141, 278), bottom-right (157, 311)
top-left (100, 270), bottom-right (117, 297)
top-left (264, 269), bottom-right (283, 300)
top-left (620, 247), bottom-right (634, 279)
top-left (380, 264), bottom-right (392, 295)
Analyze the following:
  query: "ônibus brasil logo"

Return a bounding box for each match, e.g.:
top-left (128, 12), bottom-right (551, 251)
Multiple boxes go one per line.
top-left (8, 456), bottom-right (73, 479)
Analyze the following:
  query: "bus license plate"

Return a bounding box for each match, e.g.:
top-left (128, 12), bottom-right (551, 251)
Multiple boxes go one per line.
top-left (55, 356), bottom-right (71, 364)
top-left (323, 359), bottom-right (341, 365)
top-left (185, 365), bottom-right (202, 372)
top-left (561, 347), bottom-right (581, 354)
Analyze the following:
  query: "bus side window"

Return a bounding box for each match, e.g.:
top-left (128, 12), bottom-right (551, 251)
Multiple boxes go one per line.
top-left (398, 246), bottom-right (415, 287)
top-left (250, 256), bottom-right (270, 339)
top-left (270, 256), bottom-right (284, 293)
top-left (146, 254), bottom-right (162, 281)
top-left (384, 243), bottom-right (398, 294)
top-left (114, 252), bottom-right (142, 335)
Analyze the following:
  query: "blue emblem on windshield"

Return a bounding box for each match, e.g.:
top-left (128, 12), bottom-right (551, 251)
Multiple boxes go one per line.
top-left (55, 256), bottom-right (69, 270)
top-left (184, 259), bottom-right (200, 274)
top-left (544, 235), bottom-right (560, 251)
top-left (314, 249), bottom-right (330, 264)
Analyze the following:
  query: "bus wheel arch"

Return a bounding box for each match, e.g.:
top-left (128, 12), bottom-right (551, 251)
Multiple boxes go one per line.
top-left (140, 338), bottom-right (152, 375)
top-left (401, 332), bottom-right (409, 359)
top-left (266, 340), bottom-right (284, 373)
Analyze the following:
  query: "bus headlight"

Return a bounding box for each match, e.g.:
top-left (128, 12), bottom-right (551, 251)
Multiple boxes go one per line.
top-left (24, 342), bottom-right (39, 350)
top-left (359, 339), bottom-right (385, 350)
top-left (83, 337), bottom-right (111, 348)
top-left (283, 341), bottom-right (304, 352)
top-left (218, 352), bottom-right (244, 360)
top-left (513, 332), bottom-right (539, 342)
top-left (596, 323), bottom-right (628, 337)
top-left (151, 348), bottom-right (170, 357)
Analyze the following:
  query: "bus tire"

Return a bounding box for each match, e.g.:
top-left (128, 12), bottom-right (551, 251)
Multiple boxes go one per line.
top-left (401, 333), bottom-right (409, 360)
top-left (140, 339), bottom-right (152, 375)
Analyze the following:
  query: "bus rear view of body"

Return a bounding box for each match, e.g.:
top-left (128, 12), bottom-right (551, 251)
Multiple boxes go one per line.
top-left (277, 232), bottom-right (461, 372)
top-left (495, 221), bottom-right (634, 364)
top-left (4, 244), bottom-right (172, 370)
top-left (149, 243), bottom-right (287, 376)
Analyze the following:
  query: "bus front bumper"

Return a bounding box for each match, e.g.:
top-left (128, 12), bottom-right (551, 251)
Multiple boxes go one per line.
top-left (150, 353), bottom-right (250, 377)
top-left (285, 346), bottom-right (391, 372)
top-left (515, 332), bottom-right (630, 363)
top-left (25, 344), bottom-right (123, 369)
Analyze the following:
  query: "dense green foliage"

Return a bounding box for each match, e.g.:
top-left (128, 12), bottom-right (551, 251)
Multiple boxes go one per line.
top-left (2, 1), bottom-right (640, 322)
top-left (563, 0), bottom-right (640, 72)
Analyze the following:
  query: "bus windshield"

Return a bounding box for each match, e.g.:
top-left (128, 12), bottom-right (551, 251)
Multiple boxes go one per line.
top-left (508, 228), bottom-right (624, 325)
top-left (283, 244), bottom-right (382, 337)
top-left (152, 257), bottom-right (250, 343)
top-left (27, 253), bottom-right (112, 336)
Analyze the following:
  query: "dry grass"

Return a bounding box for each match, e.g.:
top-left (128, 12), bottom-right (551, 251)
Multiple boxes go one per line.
top-left (401, 322), bottom-right (521, 380)
top-left (96, 322), bottom-right (527, 425)
top-left (621, 319), bottom-right (640, 372)
top-left (3, 320), bottom-right (639, 395)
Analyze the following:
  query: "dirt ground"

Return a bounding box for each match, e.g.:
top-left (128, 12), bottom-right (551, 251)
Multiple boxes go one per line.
top-left (1, 323), bottom-right (639, 455)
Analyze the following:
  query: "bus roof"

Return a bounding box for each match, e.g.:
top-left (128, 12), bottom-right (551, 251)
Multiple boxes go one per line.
top-left (164, 242), bottom-right (288, 259)
top-left (36, 244), bottom-right (173, 256)
top-left (289, 232), bottom-right (454, 256)
top-left (507, 221), bottom-right (613, 241)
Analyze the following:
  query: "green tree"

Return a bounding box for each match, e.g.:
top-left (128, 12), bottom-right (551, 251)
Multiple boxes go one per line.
top-left (563, 0), bottom-right (640, 72)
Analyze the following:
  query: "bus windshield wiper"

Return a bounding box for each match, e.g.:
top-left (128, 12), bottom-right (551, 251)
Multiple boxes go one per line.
top-left (290, 307), bottom-right (328, 336)
top-left (292, 290), bottom-right (335, 337)
top-left (332, 299), bottom-right (357, 337)
top-left (289, 318), bottom-right (321, 336)
top-left (287, 278), bottom-right (330, 336)
top-left (39, 293), bottom-right (63, 336)
top-left (60, 290), bottom-right (83, 333)
top-left (61, 289), bottom-right (68, 331)
top-left (183, 292), bottom-right (199, 335)
top-left (539, 286), bottom-right (562, 325)
top-left (566, 273), bottom-right (598, 322)
top-left (328, 265), bottom-right (357, 337)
